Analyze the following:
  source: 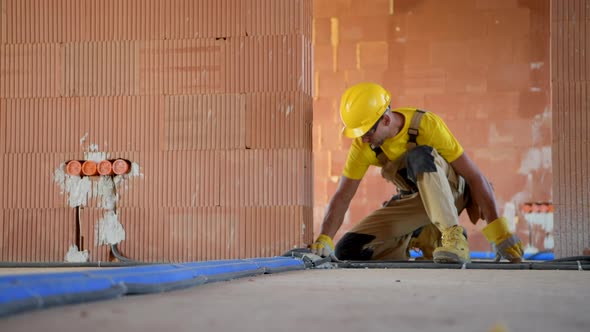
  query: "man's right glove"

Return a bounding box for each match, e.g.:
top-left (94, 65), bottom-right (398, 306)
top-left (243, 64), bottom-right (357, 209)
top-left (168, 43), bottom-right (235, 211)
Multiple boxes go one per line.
top-left (309, 234), bottom-right (334, 257)
top-left (482, 216), bottom-right (524, 263)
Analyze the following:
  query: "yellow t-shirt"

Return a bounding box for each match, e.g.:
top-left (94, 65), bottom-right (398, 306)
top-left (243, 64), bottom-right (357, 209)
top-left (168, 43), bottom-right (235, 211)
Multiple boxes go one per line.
top-left (342, 108), bottom-right (464, 180)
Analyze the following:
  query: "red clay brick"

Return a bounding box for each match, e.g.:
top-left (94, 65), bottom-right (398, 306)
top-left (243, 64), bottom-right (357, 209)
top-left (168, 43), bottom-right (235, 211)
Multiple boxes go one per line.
top-left (518, 91), bottom-right (550, 118)
top-left (483, 154), bottom-right (528, 187)
top-left (314, 44), bottom-right (335, 72)
top-left (433, 0), bottom-right (478, 13)
top-left (430, 41), bottom-right (471, 67)
top-left (393, 0), bottom-right (427, 15)
top-left (449, 119), bottom-right (495, 148)
top-left (319, 121), bottom-right (344, 152)
top-left (396, 0), bottom-right (476, 16)
top-left (485, 8), bottom-right (532, 38)
top-left (425, 92), bottom-right (523, 120)
top-left (402, 9), bottom-right (483, 42)
top-left (386, 13), bottom-right (408, 39)
top-left (313, 0), bottom-right (352, 18)
top-left (337, 42), bottom-right (358, 71)
top-left (0, 2), bottom-right (6, 44)
top-left (379, 72), bottom-right (404, 97)
top-left (244, 0), bottom-right (312, 38)
top-left (225, 35), bottom-right (311, 94)
top-left (445, 12), bottom-right (488, 40)
top-left (317, 70), bottom-right (348, 98)
top-left (513, 35), bottom-right (550, 63)
top-left (313, 151), bottom-right (331, 183)
top-left (345, 69), bottom-right (388, 87)
top-left (444, 64), bottom-right (488, 93)
top-left (349, 0), bottom-right (391, 17)
top-left (339, 15), bottom-right (390, 43)
top-left (467, 38), bottom-right (514, 66)
top-left (534, 70), bottom-right (553, 98)
top-left (246, 92), bottom-right (313, 150)
top-left (358, 41), bottom-right (389, 69)
top-left (401, 65), bottom-right (446, 95)
top-left (423, 94), bottom-right (468, 119)
top-left (487, 63), bottom-right (532, 92)
top-left (491, 119), bottom-right (535, 147)
top-left (475, 0), bottom-right (519, 10)
top-left (220, 150), bottom-right (312, 207)
top-left (314, 17), bottom-right (332, 45)
top-left (312, 206), bottom-right (325, 238)
top-left (400, 40), bottom-right (430, 66)
top-left (313, 97), bottom-right (339, 124)
top-left (330, 149), bottom-right (350, 177)
top-left (0, 43), bottom-right (64, 98)
top-left (395, 94), bottom-right (425, 109)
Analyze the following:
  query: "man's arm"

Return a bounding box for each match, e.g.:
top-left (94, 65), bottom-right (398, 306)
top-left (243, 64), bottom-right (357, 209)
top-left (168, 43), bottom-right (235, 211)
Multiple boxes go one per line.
top-left (451, 151), bottom-right (524, 263)
top-left (319, 176), bottom-right (361, 238)
top-left (450, 152), bottom-right (498, 223)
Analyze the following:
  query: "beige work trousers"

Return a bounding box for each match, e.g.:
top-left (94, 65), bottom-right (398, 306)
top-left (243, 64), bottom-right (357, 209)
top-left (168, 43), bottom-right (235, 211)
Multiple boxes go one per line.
top-left (335, 146), bottom-right (470, 260)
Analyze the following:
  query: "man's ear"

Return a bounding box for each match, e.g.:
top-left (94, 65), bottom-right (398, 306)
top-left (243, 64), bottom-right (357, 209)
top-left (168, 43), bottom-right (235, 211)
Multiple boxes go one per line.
top-left (382, 113), bottom-right (392, 126)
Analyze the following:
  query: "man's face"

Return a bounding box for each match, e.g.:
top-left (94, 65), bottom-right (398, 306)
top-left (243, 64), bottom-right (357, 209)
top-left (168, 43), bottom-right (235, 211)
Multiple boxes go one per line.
top-left (361, 115), bottom-right (385, 147)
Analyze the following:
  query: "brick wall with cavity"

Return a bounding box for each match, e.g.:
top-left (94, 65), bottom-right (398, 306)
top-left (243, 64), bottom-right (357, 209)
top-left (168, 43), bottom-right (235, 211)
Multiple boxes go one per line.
top-left (0, 0), bottom-right (314, 262)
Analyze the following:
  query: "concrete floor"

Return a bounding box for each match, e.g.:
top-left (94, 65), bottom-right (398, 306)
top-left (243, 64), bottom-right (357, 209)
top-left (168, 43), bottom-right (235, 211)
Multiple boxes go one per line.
top-left (1, 268), bottom-right (589, 332)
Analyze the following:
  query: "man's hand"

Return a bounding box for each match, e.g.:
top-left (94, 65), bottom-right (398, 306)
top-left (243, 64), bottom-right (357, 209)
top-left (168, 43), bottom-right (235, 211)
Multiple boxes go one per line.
top-left (310, 234), bottom-right (335, 257)
top-left (482, 217), bottom-right (524, 263)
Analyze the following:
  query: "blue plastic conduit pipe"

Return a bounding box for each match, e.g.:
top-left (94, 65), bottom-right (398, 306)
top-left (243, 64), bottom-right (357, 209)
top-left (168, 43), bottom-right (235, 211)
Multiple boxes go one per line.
top-left (408, 251), bottom-right (554, 260)
top-left (0, 257), bottom-right (305, 318)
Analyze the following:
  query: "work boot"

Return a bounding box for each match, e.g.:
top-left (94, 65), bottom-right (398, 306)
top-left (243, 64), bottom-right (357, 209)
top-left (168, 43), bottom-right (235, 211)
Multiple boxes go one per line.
top-left (406, 224), bottom-right (442, 260)
top-left (433, 225), bottom-right (470, 264)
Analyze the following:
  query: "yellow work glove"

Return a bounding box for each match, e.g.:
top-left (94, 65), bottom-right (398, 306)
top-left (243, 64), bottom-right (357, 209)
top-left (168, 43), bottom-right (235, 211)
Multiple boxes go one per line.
top-left (482, 217), bottom-right (524, 263)
top-left (309, 234), bottom-right (334, 257)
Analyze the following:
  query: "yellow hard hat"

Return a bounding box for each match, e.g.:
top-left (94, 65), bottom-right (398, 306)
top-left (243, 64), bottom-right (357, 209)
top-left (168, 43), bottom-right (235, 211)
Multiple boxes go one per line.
top-left (339, 82), bottom-right (391, 138)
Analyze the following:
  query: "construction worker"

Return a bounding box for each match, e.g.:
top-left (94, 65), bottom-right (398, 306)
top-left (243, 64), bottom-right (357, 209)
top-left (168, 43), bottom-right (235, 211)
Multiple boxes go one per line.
top-left (310, 82), bottom-right (524, 264)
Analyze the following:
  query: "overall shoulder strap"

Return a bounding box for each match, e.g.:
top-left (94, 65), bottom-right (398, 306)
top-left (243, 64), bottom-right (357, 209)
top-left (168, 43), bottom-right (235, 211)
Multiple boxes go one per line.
top-left (406, 109), bottom-right (426, 150)
top-left (371, 146), bottom-right (390, 165)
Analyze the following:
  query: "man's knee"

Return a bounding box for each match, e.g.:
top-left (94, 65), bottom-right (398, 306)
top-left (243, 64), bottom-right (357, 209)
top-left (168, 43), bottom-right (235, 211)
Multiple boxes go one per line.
top-left (335, 233), bottom-right (376, 260)
top-left (405, 145), bottom-right (437, 183)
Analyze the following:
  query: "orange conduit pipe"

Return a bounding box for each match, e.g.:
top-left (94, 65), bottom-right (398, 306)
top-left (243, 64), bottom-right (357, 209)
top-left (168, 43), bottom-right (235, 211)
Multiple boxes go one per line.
top-left (97, 160), bottom-right (114, 176)
top-left (112, 159), bottom-right (131, 175)
top-left (66, 160), bottom-right (83, 176)
top-left (81, 160), bottom-right (98, 176)
top-left (66, 159), bottom-right (131, 177)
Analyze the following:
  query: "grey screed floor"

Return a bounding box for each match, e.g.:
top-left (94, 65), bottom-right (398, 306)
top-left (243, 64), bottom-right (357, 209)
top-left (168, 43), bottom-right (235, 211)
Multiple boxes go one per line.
top-left (0, 268), bottom-right (589, 332)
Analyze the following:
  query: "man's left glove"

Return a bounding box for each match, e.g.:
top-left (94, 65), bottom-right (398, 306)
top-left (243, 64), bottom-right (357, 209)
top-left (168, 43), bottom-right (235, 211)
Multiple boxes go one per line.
top-left (309, 234), bottom-right (334, 257)
top-left (482, 217), bottom-right (524, 263)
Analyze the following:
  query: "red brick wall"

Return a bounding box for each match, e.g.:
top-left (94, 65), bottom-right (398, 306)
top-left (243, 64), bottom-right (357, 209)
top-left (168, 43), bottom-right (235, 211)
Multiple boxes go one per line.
top-left (313, 0), bottom-right (551, 252)
top-left (0, 0), bottom-right (314, 262)
top-left (551, 0), bottom-right (590, 257)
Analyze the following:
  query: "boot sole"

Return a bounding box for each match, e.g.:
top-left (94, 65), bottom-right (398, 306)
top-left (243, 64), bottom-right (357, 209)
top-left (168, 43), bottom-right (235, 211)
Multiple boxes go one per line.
top-left (433, 251), bottom-right (470, 264)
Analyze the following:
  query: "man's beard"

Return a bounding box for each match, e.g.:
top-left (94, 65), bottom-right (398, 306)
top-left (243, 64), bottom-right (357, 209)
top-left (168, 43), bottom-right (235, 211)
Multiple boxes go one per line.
top-left (370, 138), bottom-right (385, 148)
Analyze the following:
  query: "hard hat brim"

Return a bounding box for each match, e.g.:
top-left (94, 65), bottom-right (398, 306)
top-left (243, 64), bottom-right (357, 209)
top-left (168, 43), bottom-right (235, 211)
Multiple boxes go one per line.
top-left (341, 105), bottom-right (386, 138)
top-left (342, 123), bottom-right (374, 138)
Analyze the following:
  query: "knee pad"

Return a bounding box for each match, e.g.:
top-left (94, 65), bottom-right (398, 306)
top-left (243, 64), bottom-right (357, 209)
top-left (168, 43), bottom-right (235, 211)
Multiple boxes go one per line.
top-left (405, 145), bottom-right (436, 183)
top-left (335, 233), bottom-right (376, 261)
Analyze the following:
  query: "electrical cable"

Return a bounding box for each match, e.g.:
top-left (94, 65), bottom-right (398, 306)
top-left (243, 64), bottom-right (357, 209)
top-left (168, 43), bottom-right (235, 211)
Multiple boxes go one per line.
top-left (110, 243), bottom-right (136, 263)
top-left (280, 248), bottom-right (589, 271)
top-left (108, 175), bottom-right (135, 262)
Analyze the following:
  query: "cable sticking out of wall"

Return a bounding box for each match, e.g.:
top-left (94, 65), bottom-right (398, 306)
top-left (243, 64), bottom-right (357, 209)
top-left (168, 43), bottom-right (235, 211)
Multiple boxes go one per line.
top-left (52, 136), bottom-right (143, 262)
